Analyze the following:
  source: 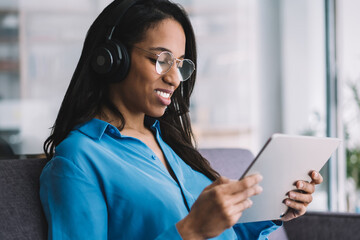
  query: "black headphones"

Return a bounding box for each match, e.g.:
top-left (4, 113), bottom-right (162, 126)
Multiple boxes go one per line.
top-left (91, 0), bottom-right (140, 83)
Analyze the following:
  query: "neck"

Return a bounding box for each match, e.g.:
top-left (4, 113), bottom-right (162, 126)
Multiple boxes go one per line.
top-left (97, 103), bottom-right (148, 133)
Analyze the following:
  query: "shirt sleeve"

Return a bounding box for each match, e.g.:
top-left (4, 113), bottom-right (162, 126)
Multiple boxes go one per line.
top-left (233, 221), bottom-right (283, 240)
top-left (154, 224), bottom-right (183, 240)
top-left (40, 156), bottom-right (108, 240)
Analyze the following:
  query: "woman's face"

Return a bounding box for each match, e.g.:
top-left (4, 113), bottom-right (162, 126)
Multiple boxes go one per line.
top-left (111, 18), bottom-right (186, 118)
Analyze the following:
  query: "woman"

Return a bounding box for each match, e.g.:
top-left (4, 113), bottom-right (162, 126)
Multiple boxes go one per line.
top-left (40, 0), bottom-right (323, 239)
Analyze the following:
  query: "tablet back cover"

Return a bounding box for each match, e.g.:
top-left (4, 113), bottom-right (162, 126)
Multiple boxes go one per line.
top-left (238, 134), bottom-right (341, 223)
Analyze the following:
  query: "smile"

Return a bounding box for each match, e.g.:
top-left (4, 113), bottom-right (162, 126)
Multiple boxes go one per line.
top-left (155, 90), bottom-right (171, 99)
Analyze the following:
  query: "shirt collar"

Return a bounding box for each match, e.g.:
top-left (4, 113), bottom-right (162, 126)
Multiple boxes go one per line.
top-left (76, 118), bottom-right (110, 140)
top-left (144, 116), bottom-right (161, 133)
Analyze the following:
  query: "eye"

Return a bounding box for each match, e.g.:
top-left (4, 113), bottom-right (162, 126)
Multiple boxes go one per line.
top-left (158, 60), bottom-right (168, 65)
top-left (148, 57), bottom-right (157, 64)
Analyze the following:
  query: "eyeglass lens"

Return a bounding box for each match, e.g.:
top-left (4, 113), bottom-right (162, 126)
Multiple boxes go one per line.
top-left (155, 52), bottom-right (195, 81)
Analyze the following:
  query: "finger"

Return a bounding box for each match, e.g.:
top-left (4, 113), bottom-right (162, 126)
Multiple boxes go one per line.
top-left (229, 199), bottom-right (253, 219)
top-left (228, 174), bottom-right (263, 194)
top-left (229, 184), bottom-right (263, 205)
top-left (284, 199), bottom-right (307, 216)
top-left (216, 174), bottom-right (262, 195)
top-left (233, 198), bottom-right (253, 212)
top-left (281, 208), bottom-right (298, 222)
top-left (309, 171), bottom-right (323, 184)
top-left (211, 182), bottom-right (262, 213)
top-left (222, 200), bottom-right (252, 227)
top-left (296, 181), bottom-right (315, 194)
top-left (288, 191), bottom-right (313, 204)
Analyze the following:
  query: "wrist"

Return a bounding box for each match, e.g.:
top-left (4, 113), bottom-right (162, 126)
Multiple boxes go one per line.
top-left (176, 217), bottom-right (204, 240)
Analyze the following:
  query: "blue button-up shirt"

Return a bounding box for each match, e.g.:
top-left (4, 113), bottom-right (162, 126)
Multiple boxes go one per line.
top-left (40, 118), bottom-right (280, 239)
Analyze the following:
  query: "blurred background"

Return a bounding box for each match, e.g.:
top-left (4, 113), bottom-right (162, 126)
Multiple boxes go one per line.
top-left (0, 0), bottom-right (359, 213)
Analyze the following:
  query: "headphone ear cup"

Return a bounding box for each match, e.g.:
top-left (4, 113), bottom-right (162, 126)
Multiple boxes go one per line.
top-left (112, 39), bottom-right (130, 82)
top-left (91, 40), bottom-right (130, 83)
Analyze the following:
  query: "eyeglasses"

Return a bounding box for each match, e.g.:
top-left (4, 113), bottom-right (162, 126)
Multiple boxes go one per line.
top-left (133, 46), bottom-right (195, 82)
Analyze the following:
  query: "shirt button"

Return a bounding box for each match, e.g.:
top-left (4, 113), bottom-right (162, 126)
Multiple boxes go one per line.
top-left (151, 155), bottom-right (157, 160)
top-left (109, 128), bottom-right (116, 134)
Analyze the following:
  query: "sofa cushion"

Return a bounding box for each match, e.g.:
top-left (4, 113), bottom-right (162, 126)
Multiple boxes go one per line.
top-left (0, 158), bottom-right (48, 240)
top-left (199, 148), bottom-right (255, 179)
top-left (284, 211), bottom-right (360, 240)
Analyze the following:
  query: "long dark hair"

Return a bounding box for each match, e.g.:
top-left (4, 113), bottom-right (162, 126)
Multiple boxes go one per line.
top-left (44, 0), bottom-right (220, 181)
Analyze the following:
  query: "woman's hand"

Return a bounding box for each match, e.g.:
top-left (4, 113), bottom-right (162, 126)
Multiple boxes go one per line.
top-left (176, 174), bottom-right (263, 240)
top-left (281, 170), bottom-right (323, 221)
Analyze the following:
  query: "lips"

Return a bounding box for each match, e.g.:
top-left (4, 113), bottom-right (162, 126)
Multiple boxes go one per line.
top-left (155, 89), bottom-right (173, 106)
top-left (155, 90), bottom-right (171, 99)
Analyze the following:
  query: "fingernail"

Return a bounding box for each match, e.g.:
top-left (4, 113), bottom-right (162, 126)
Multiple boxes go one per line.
top-left (289, 192), bottom-right (295, 199)
top-left (248, 199), bottom-right (253, 206)
top-left (314, 171), bottom-right (319, 177)
top-left (257, 185), bottom-right (263, 193)
top-left (257, 174), bottom-right (263, 181)
top-left (298, 182), bottom-right (303, 189)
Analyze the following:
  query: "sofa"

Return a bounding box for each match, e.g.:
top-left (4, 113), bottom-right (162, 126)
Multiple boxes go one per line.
top-left (1, 148), bottom-right (359, 240)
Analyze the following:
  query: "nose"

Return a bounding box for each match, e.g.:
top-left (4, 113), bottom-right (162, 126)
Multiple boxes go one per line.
top-left (162, 62), bottom-right (181, 88)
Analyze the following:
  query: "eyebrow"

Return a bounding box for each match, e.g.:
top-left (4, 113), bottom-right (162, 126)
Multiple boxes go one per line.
top-left (148, 47), bottom-right (185, 59)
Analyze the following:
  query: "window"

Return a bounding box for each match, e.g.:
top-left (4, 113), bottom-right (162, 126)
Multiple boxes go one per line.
top-left (179, 0), bottom-right (257, 150)
top-left (0, 0), bottom-right (99, 155)
top-left (337, 0), bottom-right (360, 213)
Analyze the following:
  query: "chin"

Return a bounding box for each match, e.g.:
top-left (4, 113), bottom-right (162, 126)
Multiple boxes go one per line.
top-left (147, 108), bottom-right (167, 118)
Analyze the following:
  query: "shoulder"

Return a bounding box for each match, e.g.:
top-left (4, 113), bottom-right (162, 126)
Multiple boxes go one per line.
top-left (55, 118), bottom-right (110, 160)
top-left (53, 123), bottom-right (112, 175)
top-left (42, 130), bottom-right (103, 185)
top-left (55, 130), bottom-right (96, 159)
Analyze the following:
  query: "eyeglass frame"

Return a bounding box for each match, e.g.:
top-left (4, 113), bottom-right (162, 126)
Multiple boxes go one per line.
top-left (133, 46), bottom-right (195, 81)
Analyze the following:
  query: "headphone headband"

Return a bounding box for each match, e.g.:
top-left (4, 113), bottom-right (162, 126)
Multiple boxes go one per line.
top-left (106, 0), bottom-right (139, 40)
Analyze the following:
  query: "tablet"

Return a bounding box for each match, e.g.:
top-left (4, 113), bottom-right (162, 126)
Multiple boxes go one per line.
top-left (237, 133), bottom-right (341, 223)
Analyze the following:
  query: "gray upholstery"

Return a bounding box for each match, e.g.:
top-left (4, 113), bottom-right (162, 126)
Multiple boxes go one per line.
top-left (0, 149), bottom-right (359, 240)
top-left (284, 211), bottom-right (360, 240)
top-left (0, 158), bottom-right (48, 240)
top-left (199, 148), bottom-right (254, 179)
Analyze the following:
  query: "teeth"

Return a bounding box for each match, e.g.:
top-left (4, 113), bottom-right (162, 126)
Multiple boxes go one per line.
top-left (156, 90), bottom-right (171, 99)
